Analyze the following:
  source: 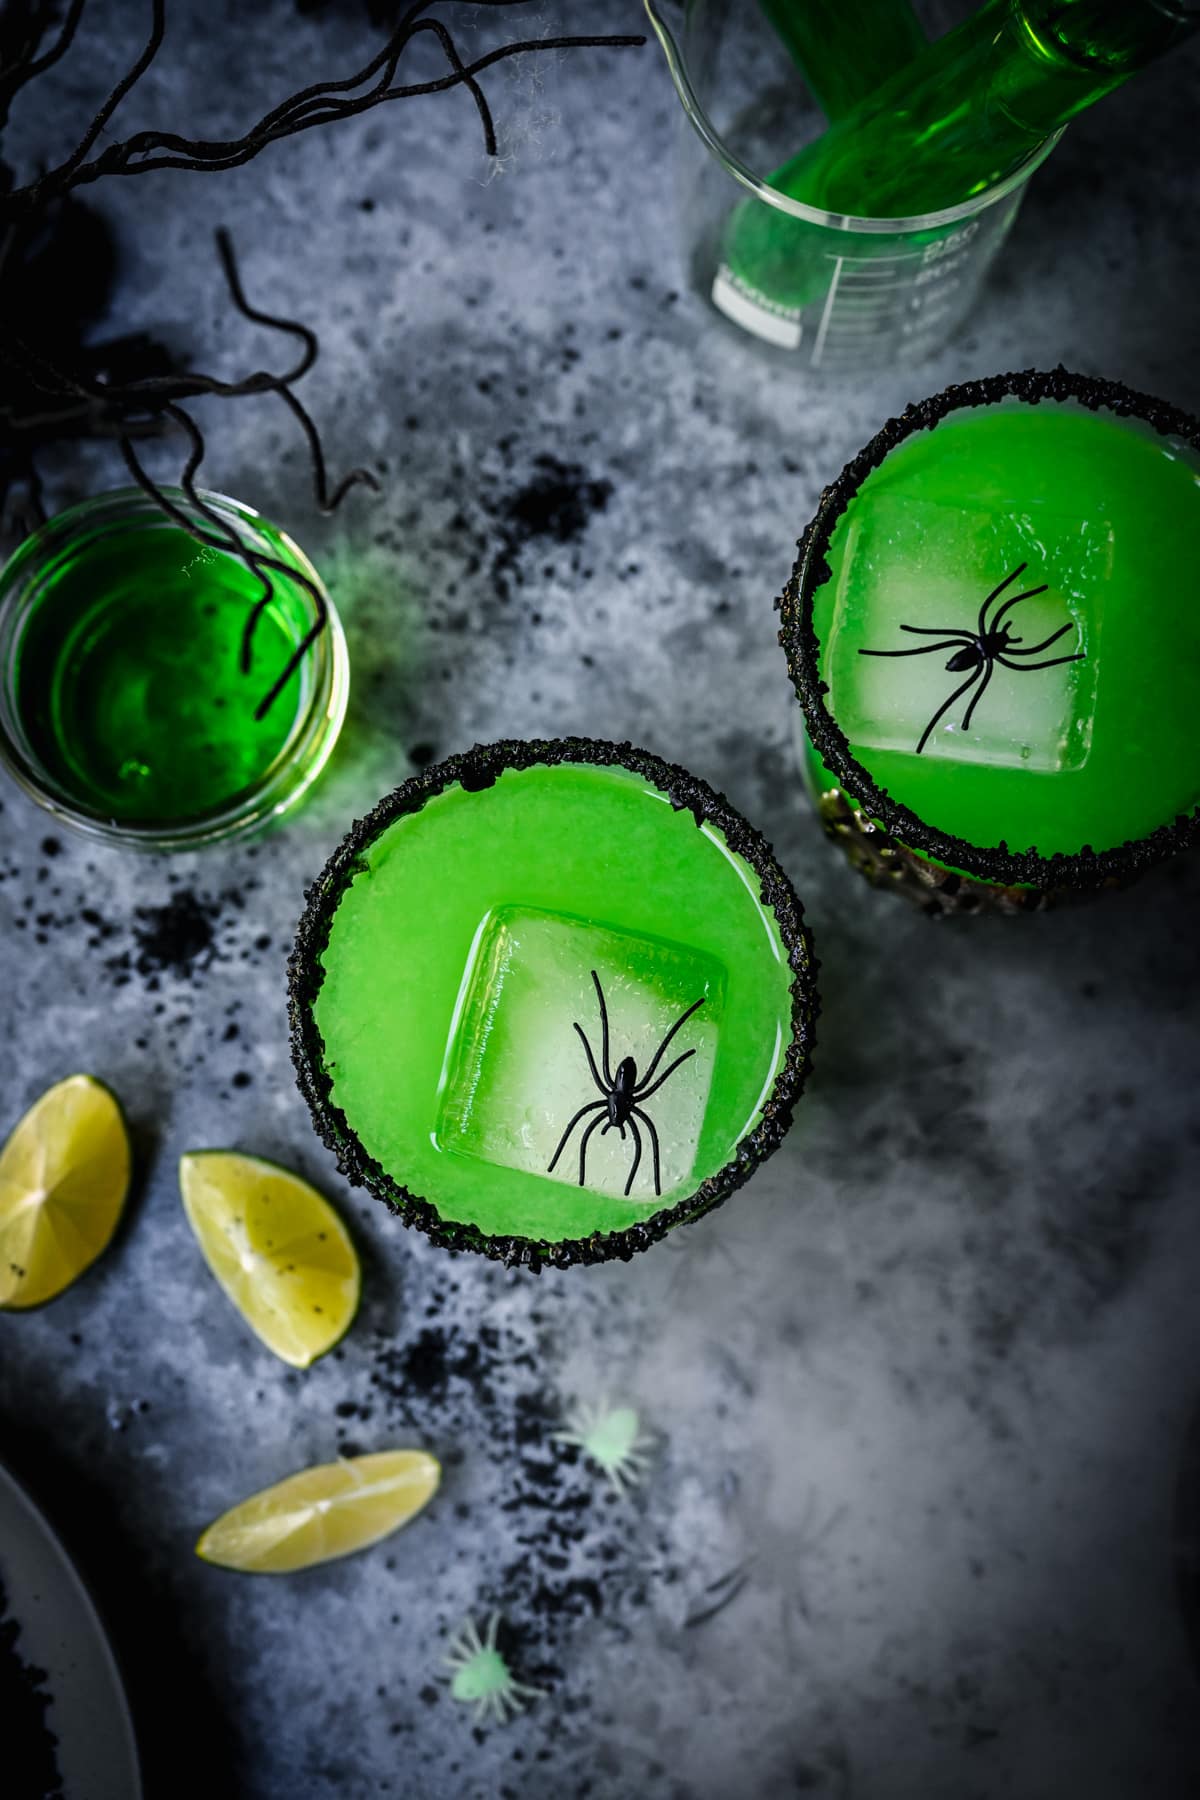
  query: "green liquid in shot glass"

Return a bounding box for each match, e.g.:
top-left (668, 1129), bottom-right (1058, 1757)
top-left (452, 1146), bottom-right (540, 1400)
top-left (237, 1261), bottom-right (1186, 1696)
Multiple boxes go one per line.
top-left (12, 524), bottom-right (308, 825)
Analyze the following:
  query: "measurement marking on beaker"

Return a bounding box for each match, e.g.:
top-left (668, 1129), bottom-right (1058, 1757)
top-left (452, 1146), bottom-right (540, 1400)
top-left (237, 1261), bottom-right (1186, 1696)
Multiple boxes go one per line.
top-left (834, 277), bottom-right (935, 294)
top-left (828, 252), bottom-right (922, 267)
top-left (812, 256), bottom-right (846, 367)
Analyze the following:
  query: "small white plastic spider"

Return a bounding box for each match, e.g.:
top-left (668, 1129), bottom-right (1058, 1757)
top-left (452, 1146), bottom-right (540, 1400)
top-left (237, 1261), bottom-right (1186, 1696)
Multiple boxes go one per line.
top-left (553, 1399), bottom-right (654, 1495)
top-left (443, 1613), bottom-right (542, 1725)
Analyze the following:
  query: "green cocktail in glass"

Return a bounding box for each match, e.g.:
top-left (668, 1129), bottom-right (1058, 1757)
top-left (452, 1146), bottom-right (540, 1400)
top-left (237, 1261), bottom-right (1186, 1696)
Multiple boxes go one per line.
top-left (0, 488), bottom-right (348, 849)
top-left (289, 740), bottom-right (818, 1267)
top-left (779, 368), bottom-right (1200, 911)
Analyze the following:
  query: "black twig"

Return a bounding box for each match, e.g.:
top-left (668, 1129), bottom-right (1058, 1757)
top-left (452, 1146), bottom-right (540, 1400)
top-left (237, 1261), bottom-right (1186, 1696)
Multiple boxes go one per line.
top-left (4, 4), bottom-right (645, 208)
top-left (3, 225), bottom-right (357, 713)
top-left (0, 0), bottom-right (87, 129)
top-left (0, 0), bottom-right (644, 713)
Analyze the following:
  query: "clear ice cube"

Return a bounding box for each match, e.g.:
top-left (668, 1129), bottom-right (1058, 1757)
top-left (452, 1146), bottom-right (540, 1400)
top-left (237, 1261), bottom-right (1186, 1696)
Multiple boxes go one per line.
top-left (436, 906), bottom-right (724, 1200)
top-left (824, 496), bottom-right (1111, 771)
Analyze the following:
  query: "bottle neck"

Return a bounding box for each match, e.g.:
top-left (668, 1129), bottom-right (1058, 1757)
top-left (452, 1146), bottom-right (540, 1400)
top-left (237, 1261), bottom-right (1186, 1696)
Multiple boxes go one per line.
top-left (1019, 0), bottom-right (1197, 77)
top-left (986, 0), bottom-right (1197, 136)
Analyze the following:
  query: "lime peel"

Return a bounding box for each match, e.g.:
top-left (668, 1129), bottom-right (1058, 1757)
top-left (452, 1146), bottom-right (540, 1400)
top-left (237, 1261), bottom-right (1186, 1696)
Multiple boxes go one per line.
top-left (196, 1450), bottom-right (440, 1574)
top-left (179, 1149), bottom-right (360, 1368)
top-left (0, 1074), bottom-right (131, 1310)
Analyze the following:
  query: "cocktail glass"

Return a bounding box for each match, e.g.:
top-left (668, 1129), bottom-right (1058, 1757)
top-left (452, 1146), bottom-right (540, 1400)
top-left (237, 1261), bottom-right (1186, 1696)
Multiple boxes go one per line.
top-left (0, 487), bottom-right (348, 850)
top-left (778, 367), bottom-right (1200, 913)
top-left (289, 738), bottom-right (818, 1268)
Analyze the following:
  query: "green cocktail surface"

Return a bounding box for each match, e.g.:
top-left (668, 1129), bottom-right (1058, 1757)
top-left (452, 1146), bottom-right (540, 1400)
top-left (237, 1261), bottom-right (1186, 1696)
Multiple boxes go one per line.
top-left (309, 761), bottom-right (799, 1246)
top-left (808, 399), bottom-right (1200, 856)
top-left (10, 519), bottom-right (311, 825)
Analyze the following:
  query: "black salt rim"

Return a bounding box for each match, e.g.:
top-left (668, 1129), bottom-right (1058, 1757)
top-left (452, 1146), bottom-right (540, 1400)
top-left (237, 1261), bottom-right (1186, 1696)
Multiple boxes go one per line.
top-left (288, 736), bottom-right (819, 1271)
top-left (779, 365), bottom-right (1200, 894)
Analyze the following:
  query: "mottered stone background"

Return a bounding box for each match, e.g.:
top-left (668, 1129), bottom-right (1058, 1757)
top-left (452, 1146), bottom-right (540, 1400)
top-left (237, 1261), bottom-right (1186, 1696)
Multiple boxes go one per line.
top-left (1, 3), bottom-right (1199, 1796)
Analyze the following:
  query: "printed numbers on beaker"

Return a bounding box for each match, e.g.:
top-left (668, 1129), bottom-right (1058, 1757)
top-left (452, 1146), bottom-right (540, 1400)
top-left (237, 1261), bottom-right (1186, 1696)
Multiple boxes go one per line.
top-left (914, 261), bottom-right (966, 289)
top-left (921, 222), bottom-right (979, 265)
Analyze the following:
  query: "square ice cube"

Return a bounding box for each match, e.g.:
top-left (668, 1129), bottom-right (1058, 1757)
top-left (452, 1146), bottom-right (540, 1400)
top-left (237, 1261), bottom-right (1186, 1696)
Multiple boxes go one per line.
top-left (823, 495), bottom-right (1111, 771)
top-left (435, 906), bottom-right (724, 1201)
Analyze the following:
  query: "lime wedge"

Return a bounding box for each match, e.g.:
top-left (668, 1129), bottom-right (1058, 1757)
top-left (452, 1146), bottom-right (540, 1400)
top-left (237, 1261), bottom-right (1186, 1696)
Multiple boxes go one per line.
top-left (0, 1075), bottom-right (131, 1310)
top-left (179, 1151), bottom-right (360, 1368)
top-left (196, 1450), bottom-right (440, 1573)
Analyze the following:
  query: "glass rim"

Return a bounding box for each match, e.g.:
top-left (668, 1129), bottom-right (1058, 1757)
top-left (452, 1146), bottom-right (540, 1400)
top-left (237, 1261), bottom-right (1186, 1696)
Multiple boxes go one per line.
top-left (0, 485), bottom-right (348, 851)
top-left (778, 365), bottom-right (1200, 894)
top-left (643, 0), bottom-right (1065, 234)
top-left (288, 735), bottom-right (820, 1271)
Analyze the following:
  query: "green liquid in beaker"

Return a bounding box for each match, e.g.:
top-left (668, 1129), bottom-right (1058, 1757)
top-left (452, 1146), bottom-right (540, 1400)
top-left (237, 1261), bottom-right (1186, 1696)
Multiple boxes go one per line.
top-left (13, 523), bottom-right (308, 825)
top-left (723, 0), bottom-right (1194, 316)
top-left (809, 400), bottom-right (1200, 856)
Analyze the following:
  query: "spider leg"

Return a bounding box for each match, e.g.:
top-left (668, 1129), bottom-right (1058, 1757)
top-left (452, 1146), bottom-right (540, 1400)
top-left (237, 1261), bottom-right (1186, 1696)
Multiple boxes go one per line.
top-left (606, 1459), bottom-right (630, 1497)
top-left (547, 1100), bottom-right (605, 1175)
top-left (573, 1021), bottom-right (606, 1096)
top-left (978, 562), bottom-right (1029, 637)
top-left (996, 652), bottom-right (1086, 672)
top-left (590, 969), bottom-right (615, 1087)
top-left (634, 1047), bottom-right (696, 1103)
top-left (601, 1121), bottom-right (627, 1139)
top-left (631, 1106), bottom-right (662, 1196)
top-left (577, 1110), bottom-right (605, 1188)
top-left (623, 1115), bottom-right (643, 1198)
top-left (960, 659), bottom-right (994, 733)
top-left (445, 1618), bottom-right (482, 1667)
top-left (989, 582), bottom-right (1050, 637)
top-left (915, 666), bottom-right (983, 755)
top-left (485, 1613), bottom-right (499, 1651)
top-left (1002, 623), bottom-right (1075, 656)
top-left (858, 637), bottom-right (972, 659)
top-left (898, 624), bottom-right (975, 640)
top-left (637, 994), bottom-right (706, 1089)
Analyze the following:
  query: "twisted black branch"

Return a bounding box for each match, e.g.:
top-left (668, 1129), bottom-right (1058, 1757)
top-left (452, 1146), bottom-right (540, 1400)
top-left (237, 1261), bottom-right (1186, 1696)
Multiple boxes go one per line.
top-left (0, 0), bottom-right (644, 715)
top-left (4, 1), bottom-right (645, 206)
top-left (1, 221), bottom-right (371, 712)
top-left (0, 1), bottom-right (87, 129)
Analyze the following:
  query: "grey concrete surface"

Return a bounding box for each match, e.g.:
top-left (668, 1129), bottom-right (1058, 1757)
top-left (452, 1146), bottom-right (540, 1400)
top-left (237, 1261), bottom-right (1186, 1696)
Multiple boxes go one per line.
top-left (2, 3), bottom-right (1199, 1797)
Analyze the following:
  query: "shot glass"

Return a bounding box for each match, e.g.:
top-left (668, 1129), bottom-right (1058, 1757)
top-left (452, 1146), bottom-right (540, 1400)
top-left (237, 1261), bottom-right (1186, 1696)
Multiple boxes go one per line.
top-left (645, 0), bottom-right (1060, 373)
top-left (778, 367), bottom-right (1200, 912)
top-left (289, 738), bottom-right (818, 1268)
top-left (0, 488), bottom-right (348, 850)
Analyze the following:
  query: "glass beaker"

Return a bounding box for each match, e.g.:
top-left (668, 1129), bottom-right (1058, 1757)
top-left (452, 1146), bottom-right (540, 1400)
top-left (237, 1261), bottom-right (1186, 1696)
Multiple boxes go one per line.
top-left (644, 0), bottom-right (1062, 373)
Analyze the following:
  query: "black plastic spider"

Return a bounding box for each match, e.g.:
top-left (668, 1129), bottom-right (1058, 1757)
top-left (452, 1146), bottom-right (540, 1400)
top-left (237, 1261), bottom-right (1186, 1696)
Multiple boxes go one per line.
top-left (858, 561), bottom-right (1085, 755)
top-left (547, 971), bottom-right (705, 1198)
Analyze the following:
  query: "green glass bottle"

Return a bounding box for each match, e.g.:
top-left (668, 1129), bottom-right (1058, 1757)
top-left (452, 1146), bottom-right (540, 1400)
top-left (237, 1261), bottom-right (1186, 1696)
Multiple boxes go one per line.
top-left (771, 0), bottom-right (1194, 217)
top-left (756, 0), bottom-right (926, 121)
top-left (724, 0), bottom-right (1196, 317)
